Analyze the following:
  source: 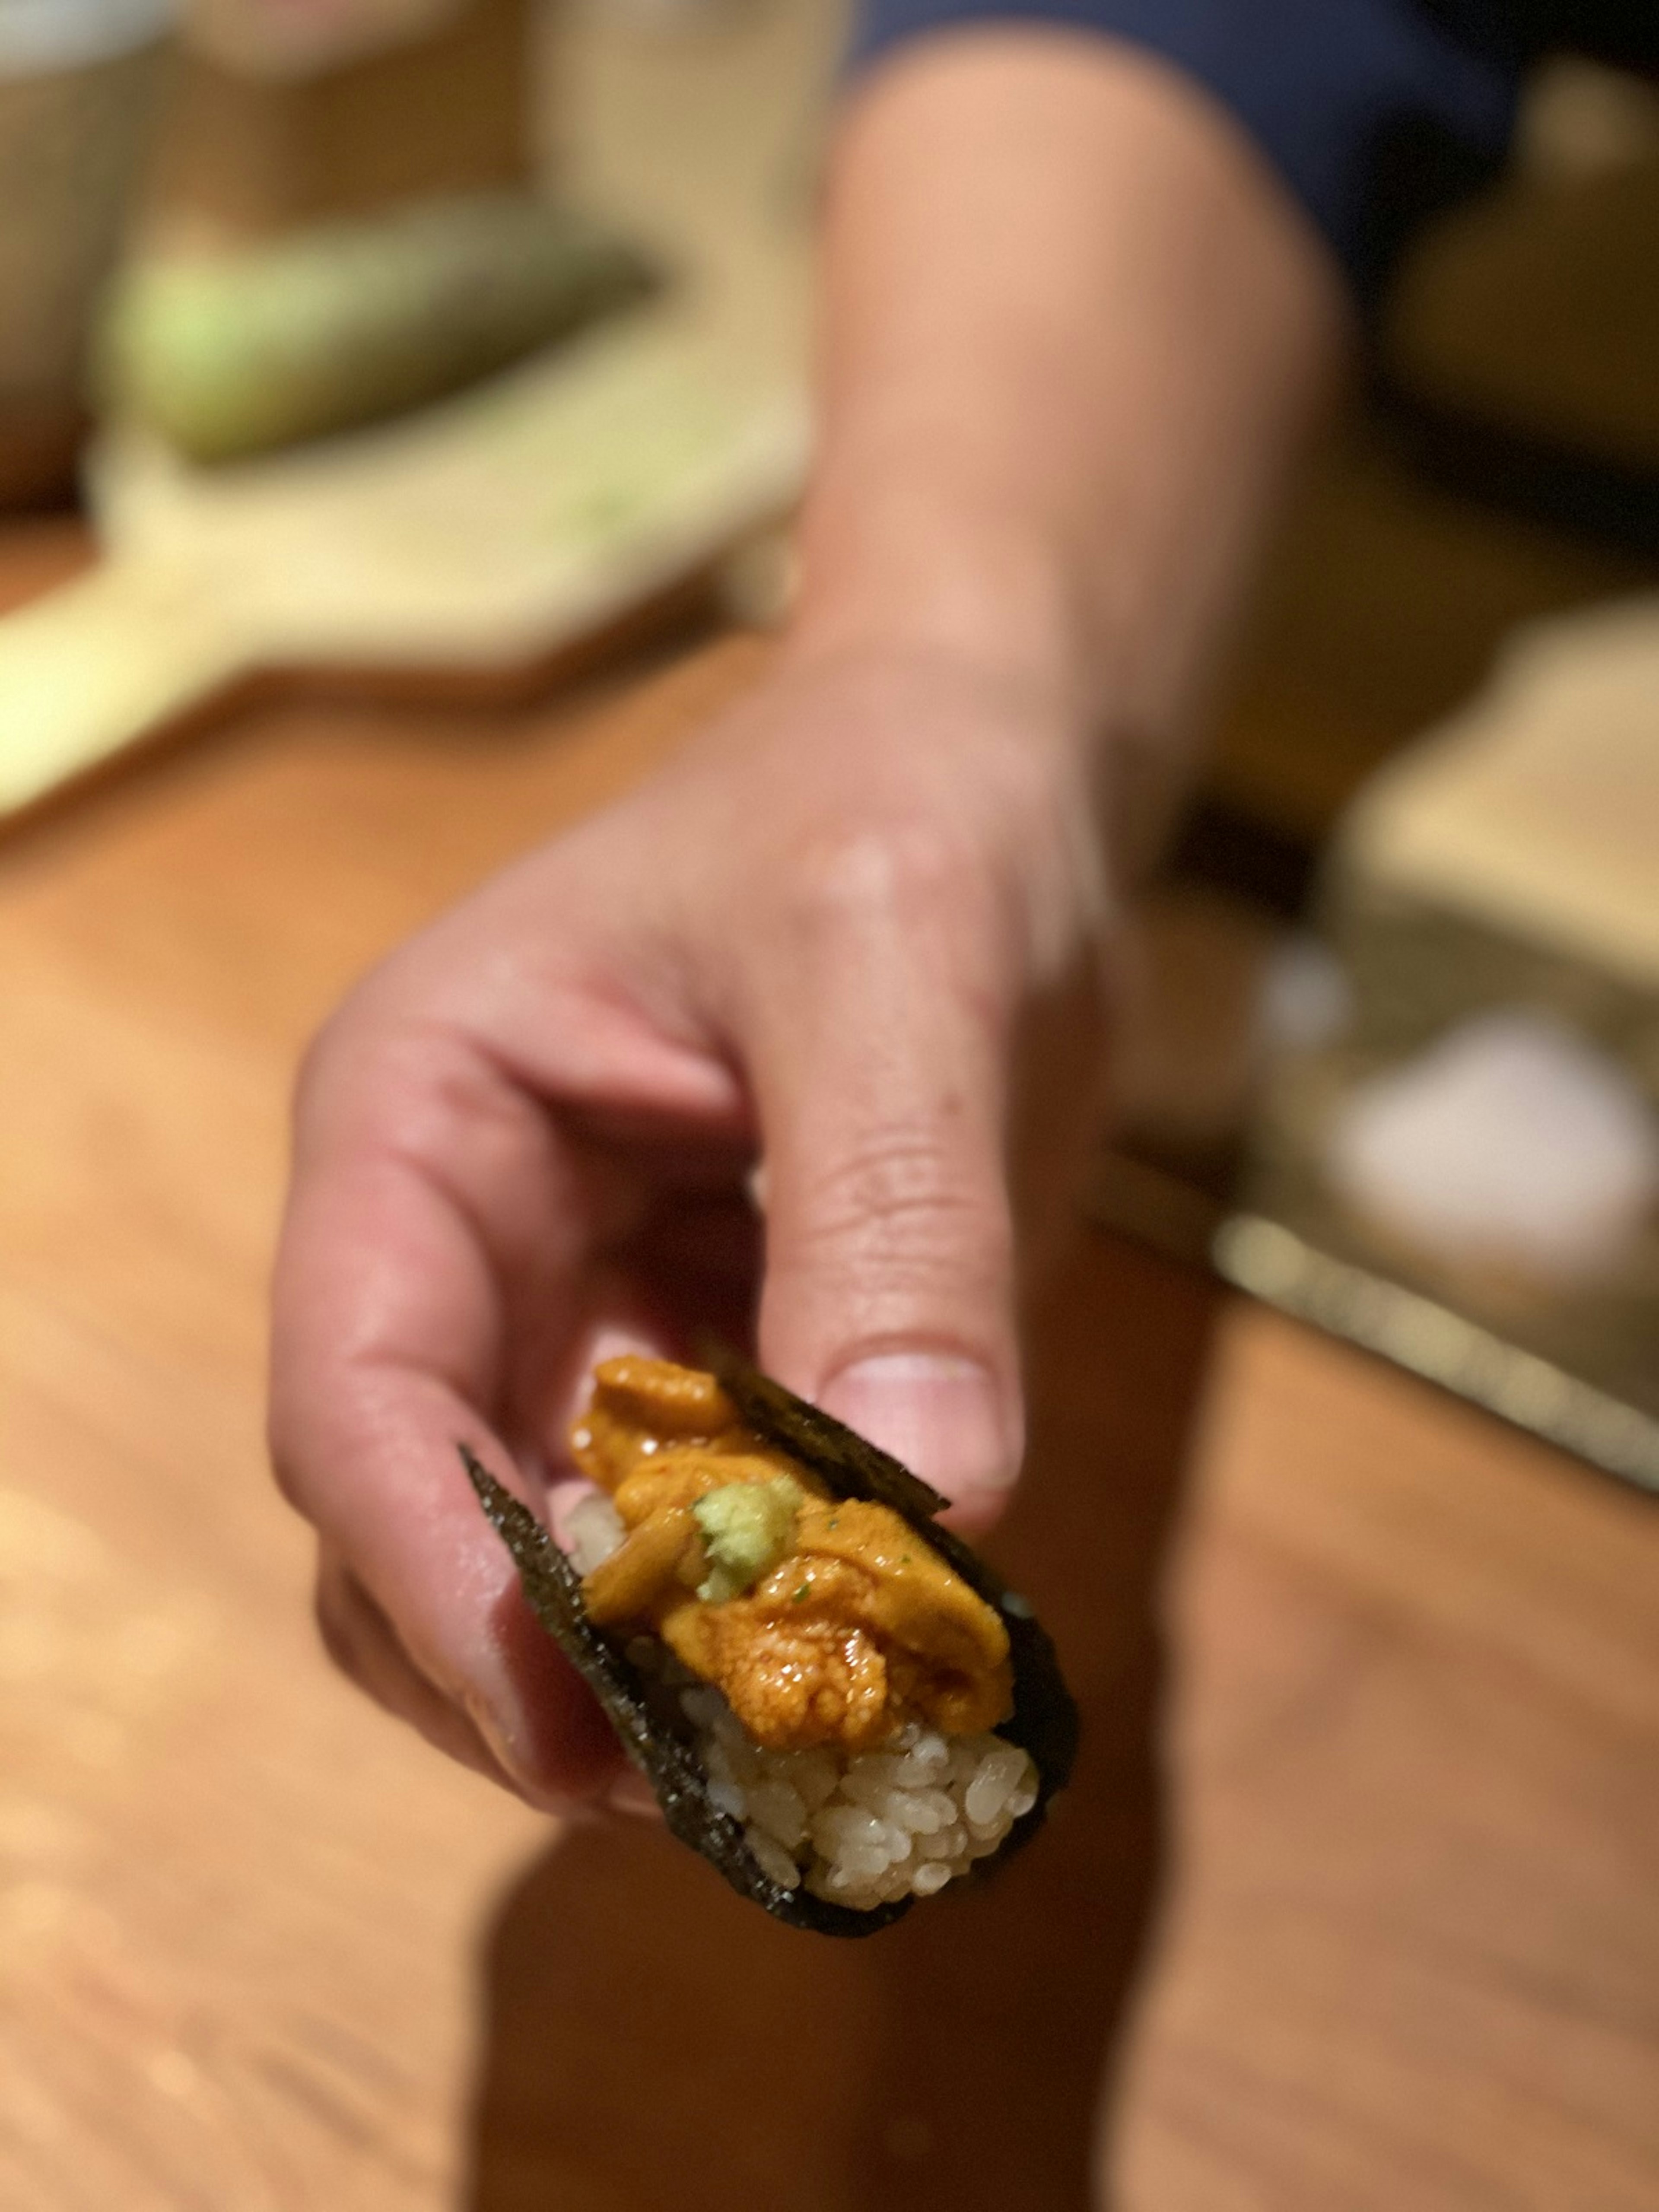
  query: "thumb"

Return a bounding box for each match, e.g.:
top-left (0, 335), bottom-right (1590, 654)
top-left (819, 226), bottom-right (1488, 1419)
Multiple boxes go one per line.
top-left (741, 845), bottom-right (1024, 1529)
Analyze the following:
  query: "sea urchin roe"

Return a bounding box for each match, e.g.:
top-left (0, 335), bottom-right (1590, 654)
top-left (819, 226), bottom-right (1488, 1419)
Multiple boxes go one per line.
top-left (571, 1355), bottom-right (1014, 1754)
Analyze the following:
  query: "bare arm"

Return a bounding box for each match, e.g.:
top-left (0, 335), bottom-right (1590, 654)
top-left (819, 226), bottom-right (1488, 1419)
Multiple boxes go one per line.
top-left (797, 30), bottom-right (1346, 825)
top-left (268, 32), bottom-right (1347, 1808)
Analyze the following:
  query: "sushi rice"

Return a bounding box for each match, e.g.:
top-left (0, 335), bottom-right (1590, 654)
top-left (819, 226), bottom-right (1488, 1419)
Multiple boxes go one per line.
top-left (685, 1685), bottom-right (1038, 1909)
top-left (567, 1488), bottom-right (1039, 1910)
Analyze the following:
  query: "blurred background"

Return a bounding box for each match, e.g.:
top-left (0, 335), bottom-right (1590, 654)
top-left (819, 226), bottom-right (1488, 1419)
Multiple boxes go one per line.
top-left (1, 3), bottom-right (1655, 2207)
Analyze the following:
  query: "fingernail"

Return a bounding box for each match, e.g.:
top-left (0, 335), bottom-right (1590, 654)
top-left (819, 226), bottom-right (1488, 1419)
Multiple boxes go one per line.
top-left (818, 1352), bottom-right (1018, 1505)
top-left (606, 1766), bottom-right (663, 1821)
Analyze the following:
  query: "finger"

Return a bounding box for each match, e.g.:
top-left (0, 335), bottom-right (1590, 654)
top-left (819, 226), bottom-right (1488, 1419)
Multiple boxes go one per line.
top-left (272, 1013), bottom-right (625, 1806)
top-left (316, 1551), bottom-right (662, 1822)
top-left (517, 1173), bottom-right (763, 1472)
top-left (315, 1551), bottom-right (517, 1789)
top-left (739, 829), bottom-right (1024, 1526)
top-left (527, 1287), bottom-right (683, 1475)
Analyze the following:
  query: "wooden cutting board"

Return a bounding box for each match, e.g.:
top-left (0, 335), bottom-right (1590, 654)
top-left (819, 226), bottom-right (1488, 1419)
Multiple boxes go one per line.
top-left (0, 0), bottom-right (837, 824)
top-left (1224, 593), bottom-right (1659, 1489)
top-left (3, 610), bottom-right (1654, 2211)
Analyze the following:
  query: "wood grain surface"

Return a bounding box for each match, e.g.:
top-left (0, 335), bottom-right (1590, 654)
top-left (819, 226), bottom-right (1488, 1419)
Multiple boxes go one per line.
top-left (1, 531), bottom-right (1655, 2210)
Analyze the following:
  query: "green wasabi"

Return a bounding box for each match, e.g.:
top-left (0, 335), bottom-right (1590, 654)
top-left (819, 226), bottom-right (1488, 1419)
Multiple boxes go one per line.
top-left (102, 194), bottom-right (657, 464)
top-left (693, 1475), bottom-right (804, 1604)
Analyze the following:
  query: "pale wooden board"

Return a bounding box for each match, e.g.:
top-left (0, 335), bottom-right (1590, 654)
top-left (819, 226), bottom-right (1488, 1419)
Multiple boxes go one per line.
top-left (1345, 594), bottom-right (1659, 986)
top-left (2, 565), bottom-right (1654, 2206)
top-left (0, 0), bottom-right (845, 821)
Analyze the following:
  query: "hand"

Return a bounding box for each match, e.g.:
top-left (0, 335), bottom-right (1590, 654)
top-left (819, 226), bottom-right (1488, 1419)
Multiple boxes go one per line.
top-left (267, 645), bottom-right (1110, 1812)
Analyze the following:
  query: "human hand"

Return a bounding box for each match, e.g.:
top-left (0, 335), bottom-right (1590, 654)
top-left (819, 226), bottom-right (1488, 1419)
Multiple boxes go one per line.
top-left (267, 644), bottom-right (1110, 1812)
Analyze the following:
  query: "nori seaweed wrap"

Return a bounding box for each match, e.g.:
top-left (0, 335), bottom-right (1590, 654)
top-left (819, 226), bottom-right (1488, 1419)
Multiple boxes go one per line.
top-left (463, 1352), bottom-right (1077, 1936)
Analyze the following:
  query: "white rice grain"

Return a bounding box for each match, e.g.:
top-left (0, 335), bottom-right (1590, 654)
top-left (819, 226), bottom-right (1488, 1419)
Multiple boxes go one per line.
top-left (680, 1686), bottom-right (726, 1733)
top-left (563, 1493), bottom-right (626, 1576)
top-left (706, 1777), bottom-right (747, 1821)
top-left (746, 1779), bottom-right (808, 1851)
top-left (964, 1742), bottom-right (1029, 1827)
top-left (917, 1824), bottom-right (966, 1861)
top-left (779, 1750), bottom-right (839, 1811)
top-left (745, 1825), bottom-right (801, 1890)
top-left (680, 1680), bottom-right (1039, 1912)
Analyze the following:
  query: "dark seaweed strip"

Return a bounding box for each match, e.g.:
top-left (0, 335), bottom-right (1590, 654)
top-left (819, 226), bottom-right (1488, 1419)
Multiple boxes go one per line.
top-left (703, 1351), bottom-right (951, 1523)
top-left (461, 1446), bottom-right (908, 1936)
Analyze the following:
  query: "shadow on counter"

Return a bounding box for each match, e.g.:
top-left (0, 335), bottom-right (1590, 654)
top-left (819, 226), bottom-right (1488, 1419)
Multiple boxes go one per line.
top-left (461, 1227), bottom-right (1224, 2212)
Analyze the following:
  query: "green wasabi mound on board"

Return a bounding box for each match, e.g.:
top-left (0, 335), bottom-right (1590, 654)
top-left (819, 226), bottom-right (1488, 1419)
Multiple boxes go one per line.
top-left (100, 192), bottom-right (659, 465)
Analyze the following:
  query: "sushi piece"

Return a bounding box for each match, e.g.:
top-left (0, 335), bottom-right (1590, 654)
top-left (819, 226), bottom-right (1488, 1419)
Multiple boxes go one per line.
top-left (463, 1353), bottom-right (1078, 1936)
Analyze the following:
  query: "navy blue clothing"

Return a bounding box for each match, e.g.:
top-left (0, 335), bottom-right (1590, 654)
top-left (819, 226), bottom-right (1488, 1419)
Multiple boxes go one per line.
top-left (850, 2), bottom-right (1655, 295)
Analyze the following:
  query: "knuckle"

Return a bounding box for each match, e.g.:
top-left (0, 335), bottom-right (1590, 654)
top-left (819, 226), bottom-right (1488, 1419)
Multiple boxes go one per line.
top-left (786, 816), bottom-right (985, 945)
top-left (264, 1383), bottom-right (343, 1529)
top-left (294, 992), bottom-right (524, 1185)
top-left (267, 1431), bottom-right (306, 1514)
top-left (290, 986), bottom-right (397, 1147)
top-left (789, 1125), bottom-right (1012, 1288)
top-left (313, 1559), bottom-right (429, 1724)
top-left (291, 989), bottom-right (369, 1126)
top-left (313, 1566), bottom-right (366, 1685)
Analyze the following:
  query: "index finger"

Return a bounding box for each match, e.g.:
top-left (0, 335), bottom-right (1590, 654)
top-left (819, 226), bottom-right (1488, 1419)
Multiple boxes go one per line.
top-left (269, 1005), bottom-right (626, 1805)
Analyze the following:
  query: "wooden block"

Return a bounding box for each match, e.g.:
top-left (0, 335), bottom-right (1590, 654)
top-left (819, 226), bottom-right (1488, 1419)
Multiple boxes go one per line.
top-left (147, 0), bottom-right (537, 248)
top-left (1228, 597), bottom-right (1659, 1487)
top-left (1346, 595), bottom-right (1659, 986)
top-left (0, 2), bottom-right (844, 823)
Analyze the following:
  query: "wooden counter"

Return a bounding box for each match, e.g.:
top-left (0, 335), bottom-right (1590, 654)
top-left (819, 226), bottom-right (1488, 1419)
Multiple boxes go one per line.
top-left (1, 537), bottom-right (1654, 2209)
